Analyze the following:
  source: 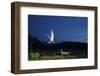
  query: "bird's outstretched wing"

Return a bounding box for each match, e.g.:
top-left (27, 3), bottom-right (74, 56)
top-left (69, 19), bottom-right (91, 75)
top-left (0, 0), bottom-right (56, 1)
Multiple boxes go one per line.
top-left (46, 34), bottom-right (50, 39)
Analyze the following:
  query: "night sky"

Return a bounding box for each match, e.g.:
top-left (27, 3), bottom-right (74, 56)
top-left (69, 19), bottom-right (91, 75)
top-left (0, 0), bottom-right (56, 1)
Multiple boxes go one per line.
top-left (28, 15), bottom-right (88, 43)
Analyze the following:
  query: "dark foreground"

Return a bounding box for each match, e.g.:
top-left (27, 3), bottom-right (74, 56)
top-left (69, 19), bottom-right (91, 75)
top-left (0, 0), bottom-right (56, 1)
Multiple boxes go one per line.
top-left (28, 35), bottom-right (88, 60)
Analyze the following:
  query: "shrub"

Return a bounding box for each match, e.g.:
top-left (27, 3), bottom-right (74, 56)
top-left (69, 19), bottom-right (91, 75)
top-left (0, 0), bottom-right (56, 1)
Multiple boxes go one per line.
top-left (30, 52), bottom-right (40, 60)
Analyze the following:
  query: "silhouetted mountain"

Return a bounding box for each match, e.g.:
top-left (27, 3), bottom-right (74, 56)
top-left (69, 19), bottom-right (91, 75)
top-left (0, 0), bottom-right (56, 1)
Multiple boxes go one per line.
top-left (28, 34), bottom-right (88, 58)
top-left (28, 34), bottom-right (44, 49)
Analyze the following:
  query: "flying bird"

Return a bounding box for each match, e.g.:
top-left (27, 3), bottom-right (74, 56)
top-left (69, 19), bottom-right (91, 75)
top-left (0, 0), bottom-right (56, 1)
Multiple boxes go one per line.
top-left (46, 30), bottom-right (55, 44)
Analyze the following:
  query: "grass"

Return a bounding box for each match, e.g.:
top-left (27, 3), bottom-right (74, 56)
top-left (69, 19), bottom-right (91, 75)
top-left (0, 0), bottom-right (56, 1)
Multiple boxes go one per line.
top-left (28, 51), bottom-right (77, 60)
top-left (28, 49), bottom-right (87, 60)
